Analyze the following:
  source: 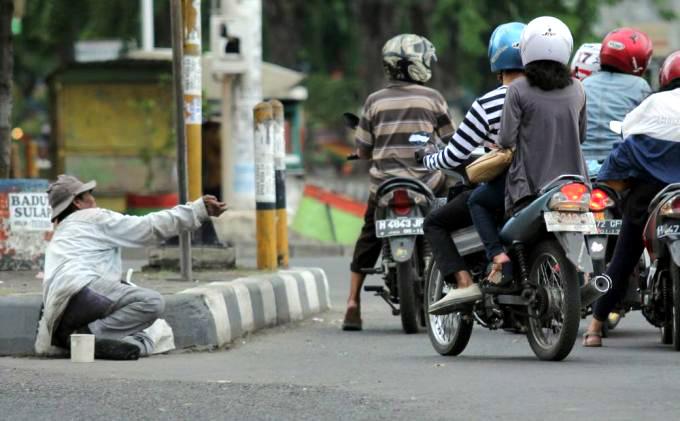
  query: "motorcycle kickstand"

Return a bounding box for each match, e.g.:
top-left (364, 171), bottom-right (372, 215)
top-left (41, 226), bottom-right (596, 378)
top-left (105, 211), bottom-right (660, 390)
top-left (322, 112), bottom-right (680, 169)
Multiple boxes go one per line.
top-left (364, 285), bottom-right (400, 316)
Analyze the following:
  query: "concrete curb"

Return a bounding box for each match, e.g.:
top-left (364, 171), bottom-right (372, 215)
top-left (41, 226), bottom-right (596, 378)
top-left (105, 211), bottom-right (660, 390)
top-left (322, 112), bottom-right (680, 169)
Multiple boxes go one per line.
top-left (0, 268), bottom-right (330, 356)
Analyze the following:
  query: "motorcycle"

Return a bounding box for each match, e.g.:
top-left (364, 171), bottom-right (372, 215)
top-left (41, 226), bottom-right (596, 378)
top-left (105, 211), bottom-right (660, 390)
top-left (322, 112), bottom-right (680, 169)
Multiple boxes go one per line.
top-left (640, 183), bottom-right (680, 349)
top-left (425, 174), bottom-right (611, 361)
top-left (344, 113), bottom-right (439, 333)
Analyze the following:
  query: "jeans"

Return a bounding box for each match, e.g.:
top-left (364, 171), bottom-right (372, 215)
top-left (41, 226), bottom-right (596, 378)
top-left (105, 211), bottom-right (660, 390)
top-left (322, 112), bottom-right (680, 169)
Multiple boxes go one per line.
top-left (53, 277), bottom-right (165, 355)
top-left (468, 175), bottom-right (506, 261)
top-left (423, 189), bottom-right (474, 279)
top-left (592, 179), bottom-right (665, 321)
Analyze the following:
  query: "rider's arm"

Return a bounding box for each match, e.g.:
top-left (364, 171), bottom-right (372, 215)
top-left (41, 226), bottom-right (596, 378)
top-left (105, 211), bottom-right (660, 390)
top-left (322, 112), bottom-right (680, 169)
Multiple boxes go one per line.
top-left (498, 85), bottom-right (520, 149)
top-left (355, 103), bottom-right (374, 160)
top-left (433, 93), bottom-right (455, 144)
top-left (424, 99), bottom-right (492, 171)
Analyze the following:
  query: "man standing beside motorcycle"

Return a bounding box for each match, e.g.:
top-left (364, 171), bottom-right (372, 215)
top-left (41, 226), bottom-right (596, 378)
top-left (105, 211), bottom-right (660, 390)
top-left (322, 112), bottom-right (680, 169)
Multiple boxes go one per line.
top-left (583, 51), bottom-right (680, 347)
top-left (342, 34), bottom-right (455, 331)
top-left (418, 22), bottom-right (526, 314)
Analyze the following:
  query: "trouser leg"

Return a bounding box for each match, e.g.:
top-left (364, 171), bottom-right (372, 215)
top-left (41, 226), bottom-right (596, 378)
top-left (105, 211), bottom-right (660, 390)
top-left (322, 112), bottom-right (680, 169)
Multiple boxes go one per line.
top-left (85, 278), bottom-right (165, 355)
top-left (592, 218), bottom-right (644, 321)
top-left (468, 176), bottom-right (506, 261)
top-left (350, 195), bottom-right (381, 273)
top-left (52, 287), bottom-right (113, 348)
top-left (592, 179), bottom-right (664, 321)
top-left (423, 189), bottom-right (473, 280)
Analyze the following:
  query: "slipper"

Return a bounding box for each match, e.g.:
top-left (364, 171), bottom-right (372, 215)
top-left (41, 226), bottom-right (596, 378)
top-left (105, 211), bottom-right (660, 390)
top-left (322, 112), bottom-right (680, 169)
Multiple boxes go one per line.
top-left (94, 338), bottom-right (141, 360)
top-left (342, 307), bottom-right (362, 331)
top-left (582, 331), bottom-right (602, 347)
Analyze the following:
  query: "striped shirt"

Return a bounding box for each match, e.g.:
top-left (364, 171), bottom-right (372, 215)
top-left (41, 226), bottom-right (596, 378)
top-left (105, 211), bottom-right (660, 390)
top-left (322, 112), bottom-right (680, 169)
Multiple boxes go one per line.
top-left (355, 81), bottom-right (455, 192)
top-left (424, 85), bottom-right (507, 170)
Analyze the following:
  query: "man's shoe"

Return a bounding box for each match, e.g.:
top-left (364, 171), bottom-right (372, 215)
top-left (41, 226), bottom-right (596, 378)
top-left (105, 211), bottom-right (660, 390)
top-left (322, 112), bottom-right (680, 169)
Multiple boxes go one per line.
top-left (428, 284), bottom-right (482, 315)
top-left (342, 306), bottom-right (362, 331)
top-left (94, 338), bottom-right (141, 360)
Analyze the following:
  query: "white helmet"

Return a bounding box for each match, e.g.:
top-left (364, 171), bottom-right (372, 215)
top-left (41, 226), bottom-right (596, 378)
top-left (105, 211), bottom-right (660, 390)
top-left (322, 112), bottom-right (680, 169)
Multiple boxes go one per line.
top-left (520, 16), bottom-right (574, 66)
top-left (570, 43), bottom-right (602, 80)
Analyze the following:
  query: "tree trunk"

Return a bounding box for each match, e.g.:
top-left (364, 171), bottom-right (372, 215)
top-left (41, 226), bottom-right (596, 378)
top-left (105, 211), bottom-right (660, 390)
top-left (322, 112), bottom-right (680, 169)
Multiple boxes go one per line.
top-left (0, 0), bottom-right (13, 178)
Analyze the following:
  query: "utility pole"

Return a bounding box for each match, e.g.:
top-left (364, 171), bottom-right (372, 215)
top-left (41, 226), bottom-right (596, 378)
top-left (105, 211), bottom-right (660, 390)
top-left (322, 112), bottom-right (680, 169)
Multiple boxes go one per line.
top-left (170, 0), bottom-right (192, 281)
top-left (0, 0), bottom-right (13, 178)
top-left (183, 0), bottom-right (202, 201)
top-left (140, 0), bottom-right (154, 51)
top-left (220, 0), bottom-right (262, 209)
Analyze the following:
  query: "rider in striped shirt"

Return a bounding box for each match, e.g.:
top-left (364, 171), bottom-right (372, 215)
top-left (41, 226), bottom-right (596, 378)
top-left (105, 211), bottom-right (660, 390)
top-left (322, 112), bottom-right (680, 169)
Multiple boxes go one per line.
top-left (423, 86), bottom-right (507, 170)
top-left (425, 22), bottom-right (527, 315)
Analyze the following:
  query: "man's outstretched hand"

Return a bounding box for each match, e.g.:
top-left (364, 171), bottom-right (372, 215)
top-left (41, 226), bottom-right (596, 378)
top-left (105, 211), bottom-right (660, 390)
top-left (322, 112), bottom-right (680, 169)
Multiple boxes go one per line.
top-left (203, 195), bottom-right (228, 217)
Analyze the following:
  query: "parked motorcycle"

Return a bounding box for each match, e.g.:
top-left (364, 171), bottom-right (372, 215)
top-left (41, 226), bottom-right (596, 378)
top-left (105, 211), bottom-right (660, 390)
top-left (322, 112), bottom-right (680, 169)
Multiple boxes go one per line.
top-left (344, 112), bottom-right (438, 333)
top-left (425, 175), bottom-right (611, 361)
top-left (640, 183), bottom-right (680, 349)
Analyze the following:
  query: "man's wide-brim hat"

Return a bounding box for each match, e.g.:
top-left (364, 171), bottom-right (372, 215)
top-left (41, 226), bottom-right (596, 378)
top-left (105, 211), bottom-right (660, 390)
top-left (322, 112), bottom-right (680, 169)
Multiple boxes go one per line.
top-left (47, 174), bottom-right (96, 221)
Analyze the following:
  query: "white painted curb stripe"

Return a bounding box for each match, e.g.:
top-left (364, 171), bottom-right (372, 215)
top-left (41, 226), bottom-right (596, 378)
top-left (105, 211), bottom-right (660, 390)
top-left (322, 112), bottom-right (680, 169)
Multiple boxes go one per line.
top-left (229, 280), bottom-right (255, 333)
top-left (299, 270), bottom-right (320, 313)
top-left (258, 280), bottom-right (277, 326)
top-left (277, 273), bottom-right (304, 321)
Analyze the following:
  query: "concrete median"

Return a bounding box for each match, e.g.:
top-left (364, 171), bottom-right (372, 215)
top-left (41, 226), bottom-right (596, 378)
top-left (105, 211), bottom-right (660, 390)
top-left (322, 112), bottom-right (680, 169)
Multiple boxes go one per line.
top-left (0, 268), bottom-right (330, 356)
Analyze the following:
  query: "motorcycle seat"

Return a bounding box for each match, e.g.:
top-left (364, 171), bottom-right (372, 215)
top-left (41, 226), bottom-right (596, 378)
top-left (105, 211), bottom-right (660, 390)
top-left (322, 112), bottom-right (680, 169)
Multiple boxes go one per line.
top-left (648, 183), bottom-right (680, 213)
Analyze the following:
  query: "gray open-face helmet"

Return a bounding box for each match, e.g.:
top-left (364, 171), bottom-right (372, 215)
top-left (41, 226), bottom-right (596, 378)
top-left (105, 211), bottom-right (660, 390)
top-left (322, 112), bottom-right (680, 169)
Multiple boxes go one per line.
top-left (47, 174), bottom-right (96, 221)
top-left (382, 34), bottom-right (437, 83)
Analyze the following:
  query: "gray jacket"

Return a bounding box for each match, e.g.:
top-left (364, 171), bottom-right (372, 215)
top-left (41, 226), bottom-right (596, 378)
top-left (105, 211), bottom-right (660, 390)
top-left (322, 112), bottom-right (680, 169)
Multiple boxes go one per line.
top-left (499, 77), bottom-right (588, 211)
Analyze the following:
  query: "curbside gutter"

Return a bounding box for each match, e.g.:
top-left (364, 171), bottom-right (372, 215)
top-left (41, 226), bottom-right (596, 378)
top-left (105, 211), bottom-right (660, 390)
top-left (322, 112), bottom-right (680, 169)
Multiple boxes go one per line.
top-left (0, 268), bottom-right (330, 356)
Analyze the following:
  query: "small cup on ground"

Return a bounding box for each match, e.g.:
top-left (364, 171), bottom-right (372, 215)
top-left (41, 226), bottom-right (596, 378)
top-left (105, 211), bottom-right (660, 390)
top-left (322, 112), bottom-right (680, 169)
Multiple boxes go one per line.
top-left (70, 334), bottom-right (95, 363)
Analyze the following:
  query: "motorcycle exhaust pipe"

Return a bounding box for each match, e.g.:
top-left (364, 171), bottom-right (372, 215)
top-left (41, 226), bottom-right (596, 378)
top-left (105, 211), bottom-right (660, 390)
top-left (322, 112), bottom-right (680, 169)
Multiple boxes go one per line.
top-left (581, 274), bottom-right (612, 308)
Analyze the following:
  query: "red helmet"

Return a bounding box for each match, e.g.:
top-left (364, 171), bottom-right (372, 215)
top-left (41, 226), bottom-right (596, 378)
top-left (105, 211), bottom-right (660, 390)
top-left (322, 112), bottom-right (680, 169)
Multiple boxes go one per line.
top-left (659, 50), bottom-right (680, 89)
top-left (600, 28), bottom-right (653, 76)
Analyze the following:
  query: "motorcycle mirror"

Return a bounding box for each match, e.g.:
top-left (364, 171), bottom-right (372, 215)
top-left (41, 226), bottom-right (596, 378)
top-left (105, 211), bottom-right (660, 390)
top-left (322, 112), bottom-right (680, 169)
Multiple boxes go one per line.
top-left (343, 112), bottom-right (360, 130)
top-left (609, 121), bottom-right (623, 135)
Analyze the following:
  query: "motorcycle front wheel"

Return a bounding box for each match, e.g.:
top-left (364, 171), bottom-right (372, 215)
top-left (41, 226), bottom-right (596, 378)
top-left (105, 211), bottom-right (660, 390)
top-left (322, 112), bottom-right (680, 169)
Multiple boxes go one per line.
top-left (424, 261), bottom-right (473, 355)
top-left (525, 240), bottom-right (580, 361)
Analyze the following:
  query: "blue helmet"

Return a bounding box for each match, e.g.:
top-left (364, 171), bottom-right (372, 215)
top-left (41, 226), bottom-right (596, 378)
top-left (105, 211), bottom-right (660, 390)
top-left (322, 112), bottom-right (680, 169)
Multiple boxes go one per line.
top-left (488, 22), bottom-right (526, 72)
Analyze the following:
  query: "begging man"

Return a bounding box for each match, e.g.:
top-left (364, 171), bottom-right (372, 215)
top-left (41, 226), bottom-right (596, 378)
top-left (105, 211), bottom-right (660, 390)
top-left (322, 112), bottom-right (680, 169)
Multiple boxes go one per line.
top-left (35, 175), bottom-right (228, 360)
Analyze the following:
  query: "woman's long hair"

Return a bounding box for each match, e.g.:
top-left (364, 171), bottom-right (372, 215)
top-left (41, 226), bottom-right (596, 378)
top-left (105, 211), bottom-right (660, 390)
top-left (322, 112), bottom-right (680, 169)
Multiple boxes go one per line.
top-left (525, 60), bottom-right (573, 91)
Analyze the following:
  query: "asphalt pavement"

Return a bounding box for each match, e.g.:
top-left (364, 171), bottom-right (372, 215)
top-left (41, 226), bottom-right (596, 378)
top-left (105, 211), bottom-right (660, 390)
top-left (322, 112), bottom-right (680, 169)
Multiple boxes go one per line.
top-left (2, 256), bottom-right (680, 420)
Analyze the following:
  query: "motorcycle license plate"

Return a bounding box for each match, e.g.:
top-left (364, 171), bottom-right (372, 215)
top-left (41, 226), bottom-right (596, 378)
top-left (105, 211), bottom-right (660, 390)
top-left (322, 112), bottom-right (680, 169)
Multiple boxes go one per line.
top-left (543, 211), bottom-right (597, 234)
top-left (657, 223), bottom-right (680, 239)
top-left (375, 217), bottom-right (424, 238)
top-left (595, 219), bottom-right (622, 235)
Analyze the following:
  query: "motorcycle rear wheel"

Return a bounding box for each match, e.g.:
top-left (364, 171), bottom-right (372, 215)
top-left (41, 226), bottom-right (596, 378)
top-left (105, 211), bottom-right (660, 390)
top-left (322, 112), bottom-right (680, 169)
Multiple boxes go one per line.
top-left (525, 240), bottom-right (580, 361)
top-left (424, 262), bottom-right (473, 355)
top-left (397, 257), bottom-right (421, 334)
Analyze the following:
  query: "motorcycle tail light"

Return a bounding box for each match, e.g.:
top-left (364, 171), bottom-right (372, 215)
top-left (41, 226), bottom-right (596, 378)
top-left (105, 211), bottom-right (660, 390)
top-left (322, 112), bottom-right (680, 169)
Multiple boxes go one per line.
top-left (549, 183), bottom-right (590, 212)
top-left (660, 196), bottom-right (680, 218)
top-left (589, 188), bottom-right (615, 211)
top-left (391, 189), bottom-right (412, 216)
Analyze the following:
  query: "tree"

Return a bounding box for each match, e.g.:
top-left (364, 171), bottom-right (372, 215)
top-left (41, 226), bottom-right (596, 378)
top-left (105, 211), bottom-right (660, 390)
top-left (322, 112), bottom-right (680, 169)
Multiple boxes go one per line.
top-left (262, 0), bottom-right (634, 128)
top-left (0, 0), bottom-right (13, 178)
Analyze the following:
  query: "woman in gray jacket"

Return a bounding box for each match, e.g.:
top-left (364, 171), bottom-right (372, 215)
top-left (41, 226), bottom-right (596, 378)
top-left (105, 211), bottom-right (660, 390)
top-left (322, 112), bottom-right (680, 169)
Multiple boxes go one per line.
top-left (490, 16), bottom-right (588, 278)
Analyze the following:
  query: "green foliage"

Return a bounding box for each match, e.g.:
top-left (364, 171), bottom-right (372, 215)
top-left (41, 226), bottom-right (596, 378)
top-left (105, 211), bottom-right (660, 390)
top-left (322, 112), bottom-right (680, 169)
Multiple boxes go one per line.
top-left (265, 0), bottom-right (637, 127)
top-left (305, 74), bottom-right (361, 128)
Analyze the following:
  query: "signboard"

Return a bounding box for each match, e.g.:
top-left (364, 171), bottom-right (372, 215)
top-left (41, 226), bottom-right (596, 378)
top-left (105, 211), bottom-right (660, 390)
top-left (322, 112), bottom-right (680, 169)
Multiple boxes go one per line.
top-left (8, 193), bottom-right (52, 231)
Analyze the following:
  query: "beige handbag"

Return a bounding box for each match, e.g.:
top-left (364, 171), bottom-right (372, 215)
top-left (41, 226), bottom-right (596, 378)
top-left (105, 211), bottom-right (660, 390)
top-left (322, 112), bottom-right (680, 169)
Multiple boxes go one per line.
top-left (465, 148), bottom-right (514, 184)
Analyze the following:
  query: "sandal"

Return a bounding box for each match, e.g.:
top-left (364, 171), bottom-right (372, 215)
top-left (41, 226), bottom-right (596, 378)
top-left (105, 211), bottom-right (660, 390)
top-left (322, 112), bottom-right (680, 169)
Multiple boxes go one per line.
top-left (342, 306), bottom-right (362, 331)
top-left (582, 331), bottom-right (602, 347)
